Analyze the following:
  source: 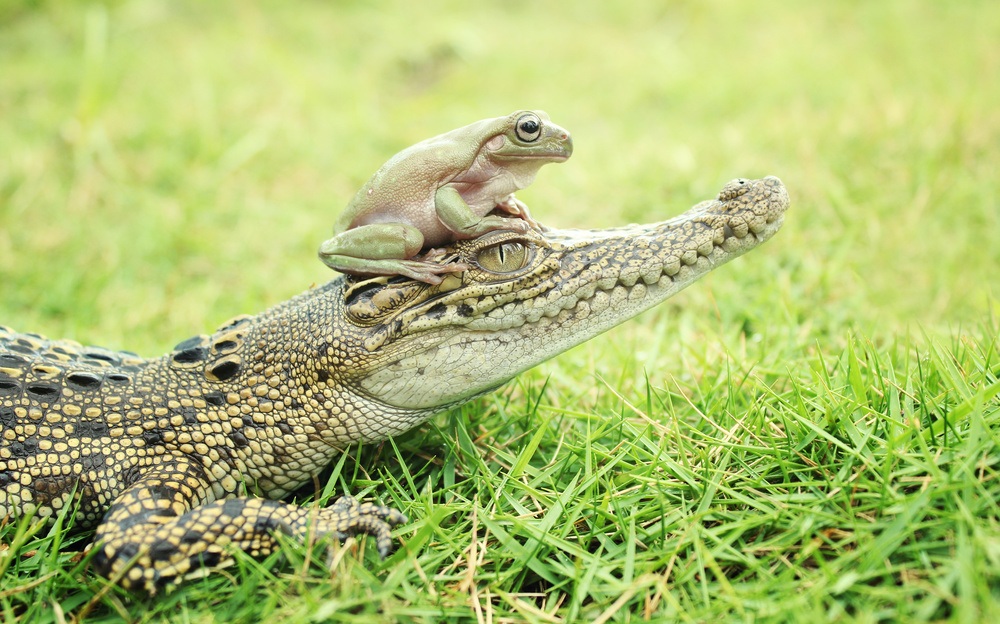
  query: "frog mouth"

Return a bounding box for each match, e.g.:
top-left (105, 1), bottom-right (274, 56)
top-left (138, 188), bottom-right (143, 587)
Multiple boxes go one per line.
top-left (516, 151), bottom-right (571, 161)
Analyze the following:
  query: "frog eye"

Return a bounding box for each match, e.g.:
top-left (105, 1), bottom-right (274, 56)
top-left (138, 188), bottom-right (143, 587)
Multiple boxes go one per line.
top-left (475, 240), bottom-right (530, 273)
top-left (515, 114), bottom-right (542, 142)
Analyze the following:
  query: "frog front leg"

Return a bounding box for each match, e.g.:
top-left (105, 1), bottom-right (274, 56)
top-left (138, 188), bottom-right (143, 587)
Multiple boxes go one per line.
top-left (495, 193), bottom-right (543, 231)
top-left (435, 187), bottom-right (532, 239)
top-left (318, 222), bottom-right (469, 284)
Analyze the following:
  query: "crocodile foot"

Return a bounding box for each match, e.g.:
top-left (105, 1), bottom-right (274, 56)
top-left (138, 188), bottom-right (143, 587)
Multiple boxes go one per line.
top-left (317, 495), bottom-right (409, 558)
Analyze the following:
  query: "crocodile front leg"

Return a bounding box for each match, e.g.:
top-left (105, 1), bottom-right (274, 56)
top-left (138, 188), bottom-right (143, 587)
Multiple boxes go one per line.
top-left (91, 453), bottom-right (406, 593)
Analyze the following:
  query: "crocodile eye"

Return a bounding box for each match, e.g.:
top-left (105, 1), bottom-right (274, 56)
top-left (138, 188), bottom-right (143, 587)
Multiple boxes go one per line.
top-left (515, 114), bottom-right (542, 142)
top-left (475, 241), bottom-right (529, 273)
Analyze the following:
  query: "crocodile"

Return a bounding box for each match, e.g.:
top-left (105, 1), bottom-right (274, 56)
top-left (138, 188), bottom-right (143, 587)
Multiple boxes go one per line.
top-left (0, 176), bottom-right (789, 593)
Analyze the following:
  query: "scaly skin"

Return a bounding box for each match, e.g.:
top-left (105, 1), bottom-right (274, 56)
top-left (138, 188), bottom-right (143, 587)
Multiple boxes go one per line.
top-left (0, 176), bottom-right (789, 593)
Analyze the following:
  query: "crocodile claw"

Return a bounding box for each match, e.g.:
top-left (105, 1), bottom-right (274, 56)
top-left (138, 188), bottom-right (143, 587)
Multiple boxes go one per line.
top-left (325, 495), bottom-right (408, 558)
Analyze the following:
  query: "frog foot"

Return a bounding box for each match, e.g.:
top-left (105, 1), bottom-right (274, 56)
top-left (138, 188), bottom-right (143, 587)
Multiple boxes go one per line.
top-left (420, 247), bottom-right (450, 261)
top-left (496, 194), bottom-right (542, 231)
top-left (393, 259), bottom-right (470, 285)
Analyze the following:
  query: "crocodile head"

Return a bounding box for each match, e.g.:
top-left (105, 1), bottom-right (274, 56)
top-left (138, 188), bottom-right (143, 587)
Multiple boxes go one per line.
top-left (338, 176), bottom-right (789, 416)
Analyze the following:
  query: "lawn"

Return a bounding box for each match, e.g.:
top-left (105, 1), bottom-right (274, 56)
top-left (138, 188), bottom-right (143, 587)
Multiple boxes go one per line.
top-left (1, 1), bottom-right (998, 622)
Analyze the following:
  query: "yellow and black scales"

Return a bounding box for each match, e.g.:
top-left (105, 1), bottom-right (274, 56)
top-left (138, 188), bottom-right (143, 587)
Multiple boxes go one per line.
top-left (0, 177), bottom-right (789, 593)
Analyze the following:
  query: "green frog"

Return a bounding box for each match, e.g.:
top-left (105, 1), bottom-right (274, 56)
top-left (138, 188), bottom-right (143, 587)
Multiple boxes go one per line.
top-left (319, 110), bottom-right (572, 284)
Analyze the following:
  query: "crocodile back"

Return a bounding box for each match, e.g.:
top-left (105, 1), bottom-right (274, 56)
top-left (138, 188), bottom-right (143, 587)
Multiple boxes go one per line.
top-left (0, 326), bottom-right (153, 526)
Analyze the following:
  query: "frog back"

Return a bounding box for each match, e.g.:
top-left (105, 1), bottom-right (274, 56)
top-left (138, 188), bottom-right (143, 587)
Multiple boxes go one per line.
top-left (335, 116), bottom-right (508, 232)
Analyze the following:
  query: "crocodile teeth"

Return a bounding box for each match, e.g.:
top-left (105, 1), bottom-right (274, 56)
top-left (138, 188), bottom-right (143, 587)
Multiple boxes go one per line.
top-left (640, 266), bottom-right (661, 285)
top-left (589, 290), bottom-right (611, 315)
top-left (574, 281), bottom-right (597, 301)
top-left (618, 267), bottom-right (640, 288)
top-left (596, 276), bottom-right (618, 290)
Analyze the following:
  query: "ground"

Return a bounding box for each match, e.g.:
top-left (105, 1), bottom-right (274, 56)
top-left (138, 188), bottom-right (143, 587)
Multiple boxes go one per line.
top-left (1, 1), bottom-right (998, 622)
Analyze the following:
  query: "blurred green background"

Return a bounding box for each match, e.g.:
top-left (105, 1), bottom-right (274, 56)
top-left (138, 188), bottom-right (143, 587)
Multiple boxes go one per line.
top-left (2, 2), bottom-right (1000, 620)
top-left (2, 0), bottom-right (996, 357)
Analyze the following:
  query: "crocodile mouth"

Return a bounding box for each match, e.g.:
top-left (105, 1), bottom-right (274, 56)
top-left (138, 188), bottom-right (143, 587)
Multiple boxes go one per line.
top-left (544, 175), bottom-right (788, 292)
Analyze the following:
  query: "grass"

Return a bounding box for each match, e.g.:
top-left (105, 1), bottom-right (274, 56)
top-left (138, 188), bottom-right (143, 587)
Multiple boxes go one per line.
top-left (1, 0), bottom-right (999, 621)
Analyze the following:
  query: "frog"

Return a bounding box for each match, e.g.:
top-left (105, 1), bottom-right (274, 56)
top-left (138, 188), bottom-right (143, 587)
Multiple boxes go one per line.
top-left (318, 110), bottom-right (573, 284)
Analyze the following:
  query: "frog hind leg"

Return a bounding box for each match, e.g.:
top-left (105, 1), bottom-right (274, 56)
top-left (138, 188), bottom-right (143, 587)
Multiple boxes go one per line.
top-left (318, 222), bottom-right (468, 285)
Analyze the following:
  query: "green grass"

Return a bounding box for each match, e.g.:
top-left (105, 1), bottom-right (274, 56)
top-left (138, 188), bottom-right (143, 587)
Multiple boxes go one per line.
top-left (1, 0), bottom-right (999, 622)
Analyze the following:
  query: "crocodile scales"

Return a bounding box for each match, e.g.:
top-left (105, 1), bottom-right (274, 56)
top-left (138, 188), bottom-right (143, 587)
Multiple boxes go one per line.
top-left (0, 176), bottom-right (789, 592)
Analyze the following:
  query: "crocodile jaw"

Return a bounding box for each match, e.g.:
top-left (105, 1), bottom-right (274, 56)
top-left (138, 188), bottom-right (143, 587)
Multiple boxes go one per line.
top-left (346, 176), bottom-right (789, 411)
